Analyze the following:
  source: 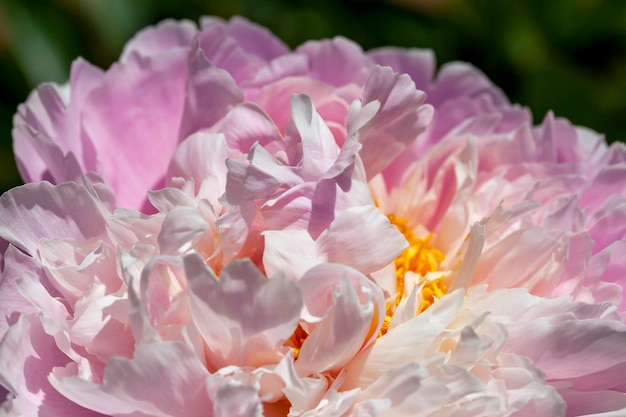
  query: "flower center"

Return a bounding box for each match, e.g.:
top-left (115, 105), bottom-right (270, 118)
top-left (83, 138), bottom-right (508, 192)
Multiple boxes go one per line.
top-left (379, 214), bottom-right (447, 336)
top-left (286, 324), bottom-right (308, 358)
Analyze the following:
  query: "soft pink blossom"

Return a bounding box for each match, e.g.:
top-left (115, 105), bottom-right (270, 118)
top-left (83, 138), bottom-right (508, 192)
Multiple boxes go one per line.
top-left (3, 15), bottom-right (626, 417)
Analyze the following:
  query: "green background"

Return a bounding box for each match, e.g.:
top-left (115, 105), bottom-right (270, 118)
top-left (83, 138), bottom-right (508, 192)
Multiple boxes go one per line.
top-left (2, 0), bottom-right (626, 193)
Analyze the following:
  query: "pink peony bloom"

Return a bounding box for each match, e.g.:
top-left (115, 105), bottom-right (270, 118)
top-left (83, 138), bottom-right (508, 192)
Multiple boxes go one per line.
top-left (3, 15), bottom-right (626, 417)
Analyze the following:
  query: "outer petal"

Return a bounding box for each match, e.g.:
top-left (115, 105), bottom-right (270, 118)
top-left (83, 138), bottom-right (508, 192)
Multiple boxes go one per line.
top-left (177, 40), bottom-right (244, 141)
top-left (0, 245), bottom-right (52, 338)
top-left (0, 181), bottom-right (108, 257)
top-left (295, 37), bottom-right (373, 87)
top-left (0, 315), bottom-right (105, 417)
top-left (50, 342), bottom-right (213, 417)
top-left (81, 48), bottom-right (189, 210)
top-left (368, 47), bottom-right (436, 92)
top-left (199, 16), bottom-right (288, 84)
top-left (120, 19), bottom-right (198, 61)
top-left (427, 62), bottom-right (508, 108)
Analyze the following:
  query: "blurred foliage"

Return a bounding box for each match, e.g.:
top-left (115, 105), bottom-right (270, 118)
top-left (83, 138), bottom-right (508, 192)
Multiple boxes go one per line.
top-left (1, 0), bottom-right (626, 193)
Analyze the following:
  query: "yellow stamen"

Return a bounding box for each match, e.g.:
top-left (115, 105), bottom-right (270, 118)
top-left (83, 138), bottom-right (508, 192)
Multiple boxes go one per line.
top-left (418, 277), bottom-right (447, 313)
top-left (378, 214), bottom-right (447, 337)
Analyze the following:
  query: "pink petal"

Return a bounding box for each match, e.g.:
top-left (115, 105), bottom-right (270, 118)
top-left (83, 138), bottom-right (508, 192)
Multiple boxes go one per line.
top-left (177, 40), bottom-right (244, 141)
top-left (198, 16), bottom-right (287, 85)
top-left (81, 49), bottom-right (189, 210)
top-left (296, 264), bottom-right (385, 374)
top-left (295, 37), bottom-right (373, 87)
top-left (120, 19), bottom-right (198, 61)
top-left (581, 165), bottom-right (626, 214)
top-left (262, 230), bottom-right (319, 280)
top-left (0, 245), bottom-right (53, 338)
top-left (51, 342), bottom-right (213, 417)
top-left (316, 205), bottom-right (408, 274)
top-left (39, 238), bottom-right (121, 306)
top-left (215, 16), bottom-right (289, 62)
top-left (348, 289), bottom-right (465, 388)
top-left (558, 389), bottom-right (626, 417)
top-left (466, 288), bottom-right (626, 392)
top-left (0, 182), bottom-right (108, 257)
top-left (158, 206), bottom-right (210, 255)
top-left (287, 94), bottom-right (340, 179)
top-left (427, 62), bottom-right (508, 108)
top-left (353, 65), bottom-right (433, 180)
top-left (69, 287), bottom-right (134, 361)
top-left (0, 315), bottom-right (104, 417)
top-left (368, 47), bottom-right (436, 92)
top-left (185, 255), bottom-right (302, 368)
top-left (252, 76), bottom-right (349, 135)
top-left (206, 103), bottom-right (284, 154)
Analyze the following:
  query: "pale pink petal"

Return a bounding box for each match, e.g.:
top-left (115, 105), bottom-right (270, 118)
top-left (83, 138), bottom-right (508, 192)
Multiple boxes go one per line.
top-left (300, 389), bottom-right (360, 417)
top-left (287, 94), bottom-right (341, 179)
top-left (168, 132), bottom-right (232, 193)
top-left (356, 362), bottom-right (492, 417)
top-left (587, 241), bottom-right (626, 310)
top-left (39, 238), bottom-right (120, 306)
top-left (148, 187), bottom-right (198, 213)
top-left (0, 244), bottom-right (60, 340)
top-left (472, 227), bottom-right (560, 290)
top-left (185, 255), bottom-right (302, 368)
top-left (69, 286), bottom-right (134, 361)
top-left (316, 205), bottom-right (407, 274)
top-left (0, 315), bottom-right (104, 417)
top-left (12, 58), bottom-right (107, 179)
top-left (296, 264), bottom-right (385, 374)
top-left (209, 378), bottom-right (262, 417)
top-left (50, 342), bottom-right (213, 417)
top-left (205, 103), bottom-right (284, 154)
top-left (465, 288), bottom-right (626, 392)
top-left (346, 289), bottom-right (465, 389)
top-left (0, 182), bottom-right (107, 256)
top-left (12, 84), bottom-right (67, 183)
top-left (353, 65), bottom-right (433, 180)
top-left (447, 222), bottom-right (485, 292)
top-left (136, 256), bottom-right (187, 327)
top-left (12, 82), bottom-right (85, 184)
top-left (588, 201), bottom-right (626, 254)
top-left (272, 351), bottom-right (328, 412)
top-left (158, 206), bottom-right (210, 255)
top-left (14, 270), bottom-right (69, 324)
top-left (263, 230), bottom-right (319, 280)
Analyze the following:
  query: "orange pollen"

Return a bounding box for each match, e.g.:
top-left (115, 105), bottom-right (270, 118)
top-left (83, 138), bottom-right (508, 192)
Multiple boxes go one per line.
top-left (378, 214), bottom-right (447, 337)
top-left (286, 324), bottom-right (309, 358)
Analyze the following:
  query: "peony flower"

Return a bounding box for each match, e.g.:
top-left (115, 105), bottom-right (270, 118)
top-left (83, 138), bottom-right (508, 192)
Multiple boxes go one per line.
top-left (2, 15), bottom-right (626, 417)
